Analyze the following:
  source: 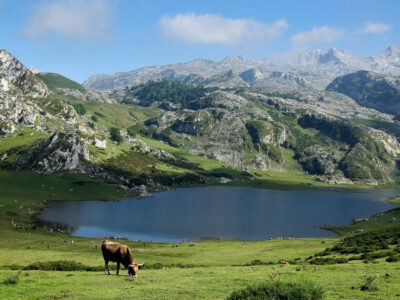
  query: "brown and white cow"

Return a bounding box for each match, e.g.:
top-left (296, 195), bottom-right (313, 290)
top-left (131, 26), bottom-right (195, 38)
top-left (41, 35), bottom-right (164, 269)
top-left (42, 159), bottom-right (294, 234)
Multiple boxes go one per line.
top-left (101, 240), bottom-right (144, 277)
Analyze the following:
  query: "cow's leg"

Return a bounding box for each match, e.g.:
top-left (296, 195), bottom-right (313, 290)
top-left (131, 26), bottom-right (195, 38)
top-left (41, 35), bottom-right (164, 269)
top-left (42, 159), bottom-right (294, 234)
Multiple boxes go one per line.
top-left (104, 260), bottom-right (110, 275)
top-left (116, 262), bottom-right (120, 276)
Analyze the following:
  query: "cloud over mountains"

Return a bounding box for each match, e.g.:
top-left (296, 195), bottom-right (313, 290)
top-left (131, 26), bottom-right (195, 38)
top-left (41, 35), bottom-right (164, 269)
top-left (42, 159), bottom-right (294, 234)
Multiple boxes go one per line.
top-left (159, 13), bottom-right (288, 46)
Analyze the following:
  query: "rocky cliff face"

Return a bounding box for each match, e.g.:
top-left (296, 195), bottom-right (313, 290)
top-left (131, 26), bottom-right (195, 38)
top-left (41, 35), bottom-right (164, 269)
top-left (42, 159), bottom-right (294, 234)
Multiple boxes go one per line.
top-left (8, 132), bottom-right (90, 174)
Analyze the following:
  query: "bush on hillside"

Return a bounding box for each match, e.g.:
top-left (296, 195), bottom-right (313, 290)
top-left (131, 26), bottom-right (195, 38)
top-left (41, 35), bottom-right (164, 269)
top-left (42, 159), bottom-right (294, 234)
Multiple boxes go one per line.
top-left (71, 103), bottom-right (86, 115)
top-left (110, 127), bottom-right (123, 144)
top-left (227, 280), bottom-right (324, 300)
top-left (127, 127), bottom-right (136, 137)
top-left (3, 273), bottom-right (20, 285)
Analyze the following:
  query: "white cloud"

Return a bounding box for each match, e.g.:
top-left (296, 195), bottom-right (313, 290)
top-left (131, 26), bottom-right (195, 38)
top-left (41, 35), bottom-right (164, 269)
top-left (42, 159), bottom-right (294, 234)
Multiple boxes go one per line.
top-left (21, 0), bottom-right (114, 41)
top-left (159, 13), bottom-right (288, 46)
top-left (291, 26), bottom-right (344, 50)
top-left (363, 22), bottom-right (392, 34)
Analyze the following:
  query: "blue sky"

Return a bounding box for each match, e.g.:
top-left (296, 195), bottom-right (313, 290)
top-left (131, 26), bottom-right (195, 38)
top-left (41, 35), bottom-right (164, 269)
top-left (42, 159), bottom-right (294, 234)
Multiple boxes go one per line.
top-left (1, 0), bottom-right (399, 83)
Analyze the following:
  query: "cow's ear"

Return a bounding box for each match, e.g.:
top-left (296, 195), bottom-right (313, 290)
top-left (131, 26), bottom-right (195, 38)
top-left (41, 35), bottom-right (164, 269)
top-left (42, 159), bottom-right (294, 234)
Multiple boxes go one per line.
top-left (137, 263), bottom-right (144, 269)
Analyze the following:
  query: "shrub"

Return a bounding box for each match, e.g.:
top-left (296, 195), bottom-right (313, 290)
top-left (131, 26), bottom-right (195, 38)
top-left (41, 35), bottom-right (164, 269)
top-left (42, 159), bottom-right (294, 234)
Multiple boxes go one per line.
top-left (309, 257), bottom-right (347, 265)
top-left (244, 259), bottom-right (272, 266)
top-left (360, 274), bottom-right (379, 291)
top-left (386, 255), bottom-right (400, 263)
top-left (71, 103), bottom-right (86, 115)
top-left (110, 127), bottom-right (123, 144)
top-left (3, 273), bottom-right (20, 285)
top-left (127, 127), bottom-right (136, 138)
top-left (91, 115), bottom-right (99, 122)
top-left (227, 280), bottom-right (324, 300)
top-left (349, 255), bottom-right (362, 261)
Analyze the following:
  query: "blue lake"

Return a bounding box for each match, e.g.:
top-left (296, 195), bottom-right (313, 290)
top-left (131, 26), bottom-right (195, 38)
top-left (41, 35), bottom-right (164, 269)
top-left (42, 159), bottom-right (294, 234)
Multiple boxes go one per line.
top-left (37, 186), bottom-right (399, 242)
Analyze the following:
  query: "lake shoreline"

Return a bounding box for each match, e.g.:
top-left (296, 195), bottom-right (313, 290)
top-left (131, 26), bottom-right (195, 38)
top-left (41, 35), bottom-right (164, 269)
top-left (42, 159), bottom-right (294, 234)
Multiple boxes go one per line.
top-left (35, 186), bottom-right (399, 242)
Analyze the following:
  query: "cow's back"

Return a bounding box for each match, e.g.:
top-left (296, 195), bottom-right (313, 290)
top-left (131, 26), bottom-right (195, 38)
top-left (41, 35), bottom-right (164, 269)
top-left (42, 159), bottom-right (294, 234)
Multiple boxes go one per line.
top-left (102, 240), bottom-right (121, 262)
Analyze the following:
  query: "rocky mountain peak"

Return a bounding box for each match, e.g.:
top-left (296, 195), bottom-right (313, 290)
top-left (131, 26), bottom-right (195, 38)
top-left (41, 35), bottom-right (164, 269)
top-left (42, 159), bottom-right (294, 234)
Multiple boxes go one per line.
top-left (0, 49), bottom-right (27, 81)
top-left (240, 68), bottom-right (264, 83)
top-left (292, 48), bottom-right (362, 68)
top-left (363, 45), bottom-right (400, 74)
top-left (378, 45), bottom-right (400, 65)
top-left (0, 50), bottom-right (49, 98)
top-left (385, 45), bottom-right (400, 55)
top-left (218, 55), bottom-right (258, 70)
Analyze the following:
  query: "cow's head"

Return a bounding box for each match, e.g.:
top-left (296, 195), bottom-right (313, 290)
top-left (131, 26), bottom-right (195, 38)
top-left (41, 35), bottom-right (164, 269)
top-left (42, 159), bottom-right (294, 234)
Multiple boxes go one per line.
top-left (128, 263), bottom-right (144, 277)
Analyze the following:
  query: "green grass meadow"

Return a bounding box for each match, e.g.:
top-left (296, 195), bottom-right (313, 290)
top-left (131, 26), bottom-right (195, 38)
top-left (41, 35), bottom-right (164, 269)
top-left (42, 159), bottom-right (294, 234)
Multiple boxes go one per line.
top-left (0, 170), bottom-right (400, 299)
top-left (1, 127), bottom-right (400, 299)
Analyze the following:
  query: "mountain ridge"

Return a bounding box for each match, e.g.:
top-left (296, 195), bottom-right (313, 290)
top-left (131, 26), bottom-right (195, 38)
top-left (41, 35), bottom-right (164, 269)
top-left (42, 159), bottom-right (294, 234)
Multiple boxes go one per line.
top-left (83, 46), bottom-right (400, 91)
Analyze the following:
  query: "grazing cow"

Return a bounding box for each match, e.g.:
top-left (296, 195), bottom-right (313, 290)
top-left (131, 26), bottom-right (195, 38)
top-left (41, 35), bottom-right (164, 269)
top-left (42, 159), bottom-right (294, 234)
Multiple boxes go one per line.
top-left (101, 240), bottom-right (143, 277)
top-left (279, 260), bottom-right (290, 265)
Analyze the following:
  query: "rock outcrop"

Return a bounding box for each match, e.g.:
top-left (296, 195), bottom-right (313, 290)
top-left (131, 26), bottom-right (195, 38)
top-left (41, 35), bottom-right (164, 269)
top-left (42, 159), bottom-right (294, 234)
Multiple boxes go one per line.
top-left (9, 133), bottom-right (90, 174)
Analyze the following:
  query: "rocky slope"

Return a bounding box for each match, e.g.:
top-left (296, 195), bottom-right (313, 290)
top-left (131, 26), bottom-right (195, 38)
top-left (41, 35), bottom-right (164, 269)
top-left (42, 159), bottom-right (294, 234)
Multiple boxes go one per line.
top-left (326, 70), bottom-right (400, 114)
top-left (0, 50), bottom-right (80, 135)
top-left (0, 50), bottom-right (102, 175)
top-left (121, 80), bottom-right (400, 184)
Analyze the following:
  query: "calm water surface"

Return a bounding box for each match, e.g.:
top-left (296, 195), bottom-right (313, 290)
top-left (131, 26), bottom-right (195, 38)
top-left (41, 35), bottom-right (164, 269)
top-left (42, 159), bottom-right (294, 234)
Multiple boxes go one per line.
top-left (37, 186), bottom-right (399, 242)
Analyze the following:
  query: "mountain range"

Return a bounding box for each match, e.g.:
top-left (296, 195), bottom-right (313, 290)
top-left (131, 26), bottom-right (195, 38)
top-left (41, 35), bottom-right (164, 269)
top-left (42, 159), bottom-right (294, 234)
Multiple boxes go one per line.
top-left (2, 46), bottom-right (400, 187)
top-left (83, 46), bottom-right (400, 91)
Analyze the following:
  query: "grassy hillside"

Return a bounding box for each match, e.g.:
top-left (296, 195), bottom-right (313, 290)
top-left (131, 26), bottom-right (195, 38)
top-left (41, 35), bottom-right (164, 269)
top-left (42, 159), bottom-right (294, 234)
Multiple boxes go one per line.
top-left (66, 98), bottom-right (161, 129)
top-left (0, 127), bottom-right (48, 153)
top-left (36, 73), bottom-right (86, 93)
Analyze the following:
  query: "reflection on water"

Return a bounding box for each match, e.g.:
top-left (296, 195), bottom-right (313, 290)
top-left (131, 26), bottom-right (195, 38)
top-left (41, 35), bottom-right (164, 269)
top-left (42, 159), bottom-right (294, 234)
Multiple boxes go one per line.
top-left (37, 186), bottom-right (399, 242)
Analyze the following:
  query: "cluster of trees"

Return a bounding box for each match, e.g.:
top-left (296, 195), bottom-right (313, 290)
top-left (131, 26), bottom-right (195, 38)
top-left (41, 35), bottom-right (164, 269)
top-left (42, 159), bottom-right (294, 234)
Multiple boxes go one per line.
top-left (132, 80), bottom-right (214, 109)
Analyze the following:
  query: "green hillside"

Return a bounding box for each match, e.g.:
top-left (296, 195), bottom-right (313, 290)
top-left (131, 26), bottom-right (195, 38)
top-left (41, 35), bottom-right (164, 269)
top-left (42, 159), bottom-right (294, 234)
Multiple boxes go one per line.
top-left (36, 72), bottom-right (86, 93)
